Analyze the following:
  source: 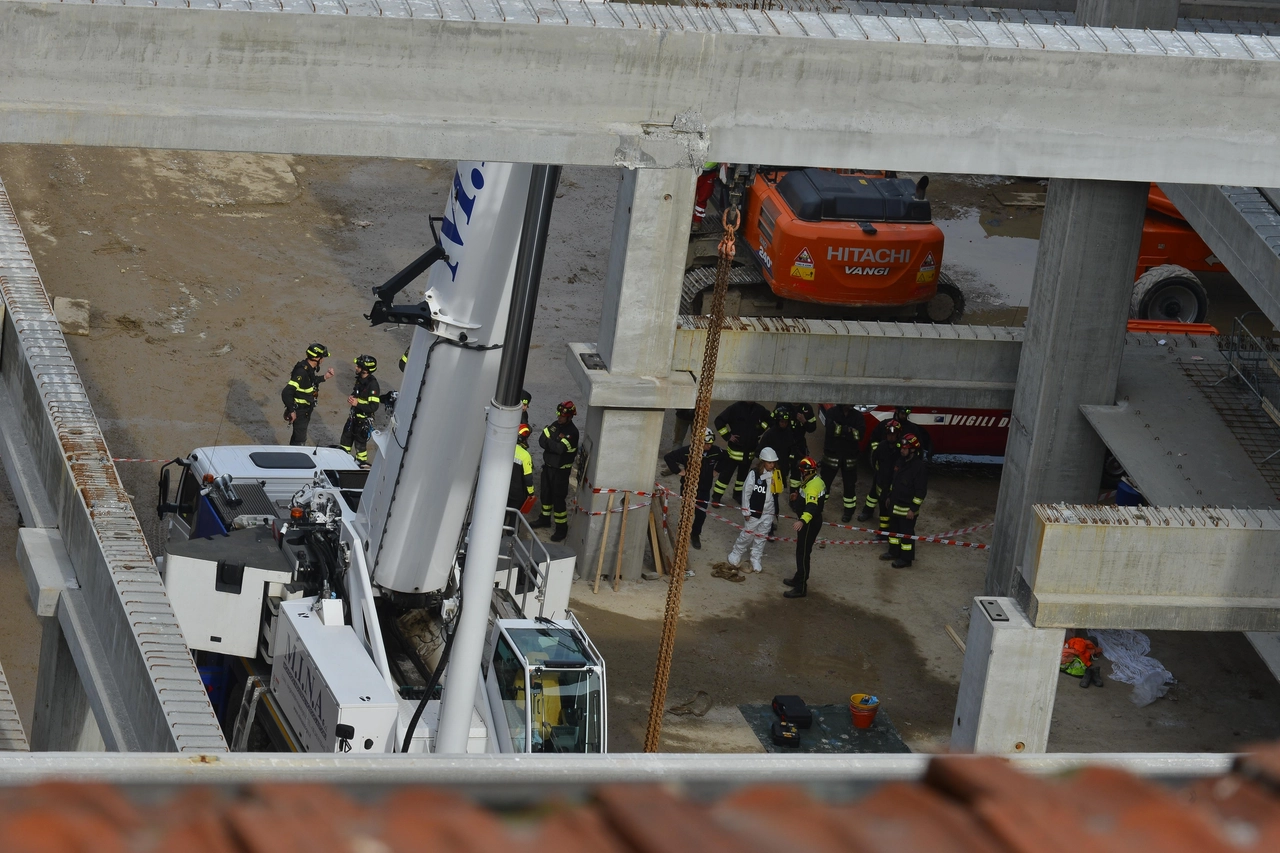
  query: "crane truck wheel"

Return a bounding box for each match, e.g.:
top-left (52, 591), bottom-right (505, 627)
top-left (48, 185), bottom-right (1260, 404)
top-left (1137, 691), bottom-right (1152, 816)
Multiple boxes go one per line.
top-left (1130, 264), bottom-right (1209, 324)
top-left (917, 273), bottom-right (965, 324)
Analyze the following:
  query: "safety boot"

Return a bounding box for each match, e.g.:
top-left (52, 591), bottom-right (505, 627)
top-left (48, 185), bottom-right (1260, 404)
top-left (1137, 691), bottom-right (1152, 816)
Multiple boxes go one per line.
top-left (782, 575), bottom-right (800, 588)
top-left (891, 558), bottom-right (913, 569)
top-left (841, 508), bottom-right (854, 523)
top-left (878, 551), bottom-right (896, 562)
top-left (690, 534), bottom-right (702, 550)
top-left (783, 585), bottom-right (807, 599)
top-left (530, 514), bottom-right (551, 529)
top-left (856, 507), bottom-right (873, 523)
top-left (551, 523), bottom-right (568, 542)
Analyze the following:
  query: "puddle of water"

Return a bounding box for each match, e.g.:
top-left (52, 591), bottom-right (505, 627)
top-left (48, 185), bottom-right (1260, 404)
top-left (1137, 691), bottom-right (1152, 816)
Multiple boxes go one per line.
top-left (937, 210), bottom-right (1040, 314)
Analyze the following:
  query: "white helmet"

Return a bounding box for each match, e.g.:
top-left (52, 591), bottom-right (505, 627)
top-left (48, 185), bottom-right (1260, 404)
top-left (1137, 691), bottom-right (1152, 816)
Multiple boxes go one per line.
top-left (703, 427), bottom-right (716, 444)
top-left (758, 447), bottom-right (779, 462)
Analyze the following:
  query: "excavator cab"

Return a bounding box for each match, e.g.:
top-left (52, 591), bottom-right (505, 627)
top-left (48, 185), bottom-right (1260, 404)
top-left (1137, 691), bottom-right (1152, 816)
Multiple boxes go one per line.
top-left (484, 617), bottom-right (606, 753)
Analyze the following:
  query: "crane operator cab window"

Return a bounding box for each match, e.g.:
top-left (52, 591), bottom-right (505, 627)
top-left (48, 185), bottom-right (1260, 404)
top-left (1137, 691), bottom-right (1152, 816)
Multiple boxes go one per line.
top-left (486, 621), bottom-right (605, 753)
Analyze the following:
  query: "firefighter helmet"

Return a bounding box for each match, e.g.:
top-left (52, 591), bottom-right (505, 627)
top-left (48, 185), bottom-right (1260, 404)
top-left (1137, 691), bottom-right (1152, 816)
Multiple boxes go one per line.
top-left (306, 343), bottom-right (330, 360)
top-left (901, 434), bottom-right (921, 452)
top-left (894, 405), bottom-right (912, 421)
top-left (557, 400), bottom-right (577, 418)
top-left (517, 423), bottom-right (532, 442)
top-left (521, 389), bottom-right (532, 406)
top-left (797, 456), bottom-right (819, 475)
top-left (884, 419), bottom-right (902, 434)
top-left (703, 427), bottom-right (716, 444)
top-left (773, 404), bottom-right (793, 423)
top-left (353, 354), bottom-right (377, 374)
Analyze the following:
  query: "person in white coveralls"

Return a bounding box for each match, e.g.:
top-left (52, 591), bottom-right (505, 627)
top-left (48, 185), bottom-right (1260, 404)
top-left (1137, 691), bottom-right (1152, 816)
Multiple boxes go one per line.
top-left (727, 447), bottom-right (784, 573)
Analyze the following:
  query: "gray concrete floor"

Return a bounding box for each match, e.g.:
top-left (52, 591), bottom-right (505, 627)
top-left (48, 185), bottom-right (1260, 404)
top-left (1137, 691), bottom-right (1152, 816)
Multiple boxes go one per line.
top-left (0, 145), bottom-right (1277, 754)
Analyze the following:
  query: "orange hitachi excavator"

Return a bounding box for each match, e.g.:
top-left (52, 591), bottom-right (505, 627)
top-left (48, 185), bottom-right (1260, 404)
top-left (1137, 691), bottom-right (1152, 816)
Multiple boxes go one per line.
top-left (684, 168), bottom-right (1217, 324)
top-left (684, 167), bottom-right (964, 323)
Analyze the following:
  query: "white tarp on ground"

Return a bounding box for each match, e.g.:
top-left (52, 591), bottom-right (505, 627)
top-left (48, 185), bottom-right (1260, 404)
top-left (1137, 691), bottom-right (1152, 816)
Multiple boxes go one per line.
top-left (1090, 630), bottom-right (1175, 707)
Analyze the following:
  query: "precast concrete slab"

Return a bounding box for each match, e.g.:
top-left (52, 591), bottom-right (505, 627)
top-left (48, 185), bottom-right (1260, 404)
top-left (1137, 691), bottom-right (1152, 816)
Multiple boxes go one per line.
top-left (1080, 334), bottom-right (1278, 507)
top-left (1159, 184), bottom-right (1280, 330)
top-left (3, 2), bottom-right (1280, 182)
top-left (671, 318), bottom-right (1024, 408)
top-left (1025, 504), bottom-right (1280, 630)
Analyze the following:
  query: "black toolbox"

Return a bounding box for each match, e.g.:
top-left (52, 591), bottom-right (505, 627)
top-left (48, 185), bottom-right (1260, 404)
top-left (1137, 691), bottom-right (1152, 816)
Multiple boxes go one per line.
top-left (770, 720), bottom-right (801, 747)
top-left (772, 694), bottom-right (813, 729)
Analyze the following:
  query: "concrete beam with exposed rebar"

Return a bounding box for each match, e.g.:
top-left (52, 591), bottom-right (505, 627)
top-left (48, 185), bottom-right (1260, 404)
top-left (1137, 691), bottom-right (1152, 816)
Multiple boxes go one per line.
top-left (1, 1), bottom-right (1280, 183)
top-left (0, 176), bottom-right (227, 753)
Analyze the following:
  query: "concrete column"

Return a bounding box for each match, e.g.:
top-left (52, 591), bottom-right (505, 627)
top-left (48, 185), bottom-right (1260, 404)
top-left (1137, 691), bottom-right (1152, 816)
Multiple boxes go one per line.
top-left (986, 180), bottom-right (1148, 598)
top-left (30, 617), bottom-right (104, 751)
top-left (951, 597), bottom-right (1064, 754)
top-left (570, 167), bottom-right (697, 582)
top-left (988, 0), bottom-right (1178, 598)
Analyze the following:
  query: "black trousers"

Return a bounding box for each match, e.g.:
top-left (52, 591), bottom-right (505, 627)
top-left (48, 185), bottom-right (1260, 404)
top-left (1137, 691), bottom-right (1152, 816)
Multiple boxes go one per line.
top-left (822, 455), bottom-right (858, 511)
top-left (539, 466), bottom-right (572, 525)
top-left (340, 416), bottom-right (372, 462)
top-left (713, 449), bottom-right (752, 499)
top-left (288, 407), bottom-right (313, 446)
top-left (794, 518), bottom-right (821, 588)
top-left (692, 492), bottom-right (710, 537)
top-left (888, 510), bottom-right (918, 561)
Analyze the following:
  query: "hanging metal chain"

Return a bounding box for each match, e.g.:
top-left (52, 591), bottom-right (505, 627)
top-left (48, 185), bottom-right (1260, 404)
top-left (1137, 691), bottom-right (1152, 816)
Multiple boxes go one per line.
top-left (643, 206), bottom-right (738, 753)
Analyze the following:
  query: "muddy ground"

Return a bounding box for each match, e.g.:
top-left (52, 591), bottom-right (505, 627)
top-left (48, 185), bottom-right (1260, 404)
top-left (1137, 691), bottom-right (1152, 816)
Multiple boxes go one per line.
top-left (1, 146), bottom-right (1278, 754)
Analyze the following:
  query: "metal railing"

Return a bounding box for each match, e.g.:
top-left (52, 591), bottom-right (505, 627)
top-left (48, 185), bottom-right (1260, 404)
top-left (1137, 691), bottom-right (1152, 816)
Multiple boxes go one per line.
top-left (1219, 315), bottom-right (1280, 463)
top-left (496, 508), bottom-right (555, 619)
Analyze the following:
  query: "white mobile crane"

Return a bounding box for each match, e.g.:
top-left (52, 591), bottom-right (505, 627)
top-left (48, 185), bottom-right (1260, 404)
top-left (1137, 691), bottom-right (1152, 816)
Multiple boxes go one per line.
top-left (155, 162), bottom-right (607, 754)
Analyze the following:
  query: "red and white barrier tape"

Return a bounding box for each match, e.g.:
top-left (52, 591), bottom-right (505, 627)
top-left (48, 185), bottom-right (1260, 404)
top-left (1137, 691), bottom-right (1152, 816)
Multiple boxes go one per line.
top-left (572, 480), bottom-right (992, 549)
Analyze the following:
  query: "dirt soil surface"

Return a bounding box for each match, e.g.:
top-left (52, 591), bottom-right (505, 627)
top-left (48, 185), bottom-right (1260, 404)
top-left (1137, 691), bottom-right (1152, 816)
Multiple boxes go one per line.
top-left (0, 146), bottom-right (1278, 755)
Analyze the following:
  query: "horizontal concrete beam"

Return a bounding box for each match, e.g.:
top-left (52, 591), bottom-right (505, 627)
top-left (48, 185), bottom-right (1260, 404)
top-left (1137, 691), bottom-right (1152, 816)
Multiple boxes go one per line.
top-left (2, 2), bottom-right (1280, 182)
top-left (1025, 504), bottom-right (1280, 630)
top-left (0, 176), bottom-right (226, 752)
top-left (672, 318), bottom-right (1023, 409)
top-left (1159, 183), bottom-right (1280, 329)
top-left (566, 343), bottom-right (697, 409)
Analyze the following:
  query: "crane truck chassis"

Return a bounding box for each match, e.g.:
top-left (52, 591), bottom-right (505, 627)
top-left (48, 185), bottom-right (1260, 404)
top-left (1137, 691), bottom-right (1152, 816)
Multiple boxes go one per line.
top-left (155, 162), bottom-right (607, 755)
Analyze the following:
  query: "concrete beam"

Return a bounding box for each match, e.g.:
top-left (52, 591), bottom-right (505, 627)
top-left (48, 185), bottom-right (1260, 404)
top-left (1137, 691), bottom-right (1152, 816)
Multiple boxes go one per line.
top-left (952, 597), bottom-right (1063, 754)
top-left (1158, 183), bottom-right (1280, 329)
top-left (1026, 504), bottom-right (1280, 630)
top-left (672, 319), bottom-right (1024, 409)
top-left (2, 3), bottom-right (1280, 182)
top-left (566, 343), bottom-right (697, 410)
top-left (0, 176), bottom-right (226, 752)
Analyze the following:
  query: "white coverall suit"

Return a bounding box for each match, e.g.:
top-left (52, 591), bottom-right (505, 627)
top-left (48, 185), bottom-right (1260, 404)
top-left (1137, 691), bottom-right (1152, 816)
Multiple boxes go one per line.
top-left (728, 467), bottom-right (783, 572)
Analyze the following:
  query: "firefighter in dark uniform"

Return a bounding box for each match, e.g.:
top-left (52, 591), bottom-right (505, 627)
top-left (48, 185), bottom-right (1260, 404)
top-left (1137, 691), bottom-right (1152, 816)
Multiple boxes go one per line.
top-left (783, 457), bottom-right (826, 599)
top-left (868, 406), bottom-right (932, 459)
top-left (859, 419), bottom-right (903, 535)
top-left (508, 423), bottom-right (536, 512)
top-left (663, 427), bottom-right (723, 551)
top-left (758, 405), bottom-right (796, 493)
top-left (398, 345), bottom-right (410, 373)
top-left (821, 404), bottom-right (865, 523)
top-left (339, 355), bottom-right (380, 466)
top-left (533, 401), bottom-right (579, 542)
top-left (786, 402), bottom-right (817, 491)
top-left (712, 400), bottom-right (771, 505)
top-left (881, 433), bottom-right (928, 568)
top-left (521, 389), bottom-right (532, 426)
top-left (282, 343), bottom-right (335, 446)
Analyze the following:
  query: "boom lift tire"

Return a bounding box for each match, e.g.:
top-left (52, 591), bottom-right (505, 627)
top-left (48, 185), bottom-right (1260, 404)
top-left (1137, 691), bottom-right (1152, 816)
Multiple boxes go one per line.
top-left (916, 273), bottom-right (965, 324)
top-left (1130, 264), bottom-right (1208, 324)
